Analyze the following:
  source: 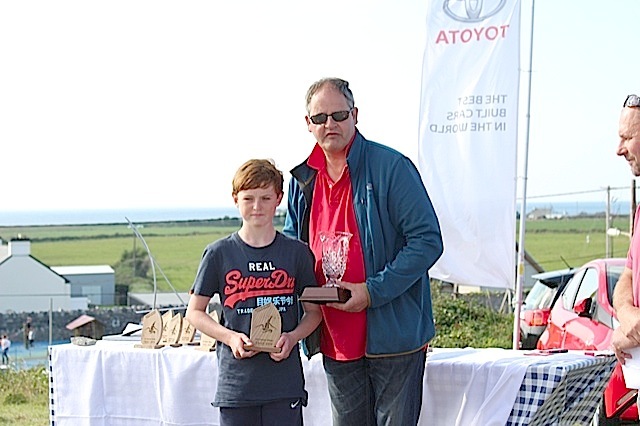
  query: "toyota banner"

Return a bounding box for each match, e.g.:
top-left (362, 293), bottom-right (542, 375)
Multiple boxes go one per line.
top-left (419, 0), bottom-right (522, 289)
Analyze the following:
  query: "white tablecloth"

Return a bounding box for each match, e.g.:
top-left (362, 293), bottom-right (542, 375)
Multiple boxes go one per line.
top-left (422, 348), bottom-right (537, 426)
top-left (49, 342), bottom-right (614, 426)
top-left (422, 348), bottom-right (615, 426)
top-left (49, 341), bottom-right (332, 426)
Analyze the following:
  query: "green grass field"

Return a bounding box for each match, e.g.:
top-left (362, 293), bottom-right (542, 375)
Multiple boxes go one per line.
top-left (519, 215), bottom-right (631, 269)
top-left (0, 215), bottom-right (632, 291)
top-left (0, 220), bottom-right (242, 293)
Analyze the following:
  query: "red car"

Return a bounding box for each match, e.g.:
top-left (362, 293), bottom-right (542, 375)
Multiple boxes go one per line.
top-left (537, 258), bottom-right (638, 425)
top-left (519, 268), bottom-right (575, 349)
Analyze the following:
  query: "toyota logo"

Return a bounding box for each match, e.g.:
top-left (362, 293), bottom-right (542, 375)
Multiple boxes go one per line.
top-left (443, 0), bottom-right (507, 23)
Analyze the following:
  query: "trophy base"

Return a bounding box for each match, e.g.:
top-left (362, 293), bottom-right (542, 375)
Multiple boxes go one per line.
top-left (243, 343), bottom-right (282, 353)
top-left (299, 286), bottom-right (351, 304)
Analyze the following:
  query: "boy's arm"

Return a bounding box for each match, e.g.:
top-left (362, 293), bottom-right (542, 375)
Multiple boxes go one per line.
top-left (270, 302), bottom-right (322, 361)
top-left (185, 293), bottom-right (257, 359)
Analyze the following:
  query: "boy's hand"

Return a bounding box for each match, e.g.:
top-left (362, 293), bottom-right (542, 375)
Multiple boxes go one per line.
top-left (229, 332), bottom-right (258, 359)
top-left (270, 332), bottom-right (295, 362)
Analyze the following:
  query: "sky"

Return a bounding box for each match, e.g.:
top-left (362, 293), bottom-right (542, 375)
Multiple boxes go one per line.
top-left (1, 0), bottom-right (639, 214)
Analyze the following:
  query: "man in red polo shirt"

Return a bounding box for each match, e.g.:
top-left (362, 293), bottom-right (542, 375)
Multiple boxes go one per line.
top-left (284, 77), bottom-right (443, 426)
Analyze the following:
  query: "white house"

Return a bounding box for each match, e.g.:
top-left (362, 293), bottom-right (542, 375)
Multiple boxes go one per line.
top-left (0, 238), bottom-right (117, 313)
top-left (0, 238), bottom-right (74, 313)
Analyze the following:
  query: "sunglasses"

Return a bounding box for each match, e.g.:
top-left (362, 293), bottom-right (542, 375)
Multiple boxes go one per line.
top-left (624, 94), bottom-right (640, 108)
top-left (309, 110), bottom-right (352, 125)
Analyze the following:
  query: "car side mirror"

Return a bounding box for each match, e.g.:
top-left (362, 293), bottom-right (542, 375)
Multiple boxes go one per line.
top-left (574, 298), bottom-right (592, 317)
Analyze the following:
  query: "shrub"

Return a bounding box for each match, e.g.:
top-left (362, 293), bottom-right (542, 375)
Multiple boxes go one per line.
top-left (4, 393), bottom-right (28, 405)
top-left (430, 283), bottom-right (514, 349)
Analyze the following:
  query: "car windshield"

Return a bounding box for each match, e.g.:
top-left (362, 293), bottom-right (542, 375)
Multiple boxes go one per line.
top-left (523, 282), bottom-right (555, 310)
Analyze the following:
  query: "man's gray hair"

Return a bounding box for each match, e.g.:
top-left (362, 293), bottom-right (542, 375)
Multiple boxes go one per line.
top-left (305, 78), bottom-right (355, 114)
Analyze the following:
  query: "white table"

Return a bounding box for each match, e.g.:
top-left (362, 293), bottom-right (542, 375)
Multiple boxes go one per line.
top-left (49, 340), bottom-right (330, 426)
top-left (48, 342), bottom-right (614, 426)
top-left (423, 348), bottom-right (615, 426)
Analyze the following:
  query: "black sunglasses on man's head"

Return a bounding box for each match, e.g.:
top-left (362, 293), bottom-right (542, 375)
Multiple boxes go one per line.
top-left (624, 94), bottom-right (640, 108)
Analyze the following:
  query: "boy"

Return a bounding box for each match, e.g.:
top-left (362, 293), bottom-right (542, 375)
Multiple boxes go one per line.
top-left (185, 159), bottom-right (322, 426)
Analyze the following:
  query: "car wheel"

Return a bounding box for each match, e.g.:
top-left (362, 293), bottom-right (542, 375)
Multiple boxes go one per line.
top-left (592, 400), bottom-right (621, 426)
top-left (520, 335), bottom-right (538, 350)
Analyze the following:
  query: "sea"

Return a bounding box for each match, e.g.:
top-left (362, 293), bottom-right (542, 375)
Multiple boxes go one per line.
top-left (0, 207), bottom-right (240, 227)
top-left (518, 200), bottom-right (632, 217)
top-left (0, 201), bottom-right (632, 227)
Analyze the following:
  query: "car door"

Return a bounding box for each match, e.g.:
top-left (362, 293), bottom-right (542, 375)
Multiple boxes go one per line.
top-left (561, 266), bottom-right (599, 349)
top-left (542, 270), bottom-right (584, 349)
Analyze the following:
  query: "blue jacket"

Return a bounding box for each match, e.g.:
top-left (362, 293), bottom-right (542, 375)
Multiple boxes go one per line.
top-left (283, 130), bottom-right (443, 357)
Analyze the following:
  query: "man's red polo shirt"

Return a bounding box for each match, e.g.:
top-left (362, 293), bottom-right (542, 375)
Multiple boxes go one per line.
top-left (307, 143), bottom-right (367, 361)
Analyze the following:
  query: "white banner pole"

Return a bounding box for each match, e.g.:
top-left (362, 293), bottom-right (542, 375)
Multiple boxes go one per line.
top-left (513, 0), bottom-right (536, 349)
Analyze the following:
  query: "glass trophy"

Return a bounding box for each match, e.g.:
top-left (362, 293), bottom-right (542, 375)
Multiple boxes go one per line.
top-left (300, 231), bottom-right (352, 303)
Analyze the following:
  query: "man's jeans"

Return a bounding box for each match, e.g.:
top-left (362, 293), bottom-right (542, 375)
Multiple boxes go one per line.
top-left (323, 350), bottom-right (426, 426)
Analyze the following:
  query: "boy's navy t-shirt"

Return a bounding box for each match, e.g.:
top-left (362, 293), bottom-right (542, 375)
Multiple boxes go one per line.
top-left (191, 231), bottom-right (317, 407)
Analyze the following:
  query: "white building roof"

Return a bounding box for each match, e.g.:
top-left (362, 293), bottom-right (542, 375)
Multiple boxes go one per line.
top-left (51, 265), bottom-right (115, 275)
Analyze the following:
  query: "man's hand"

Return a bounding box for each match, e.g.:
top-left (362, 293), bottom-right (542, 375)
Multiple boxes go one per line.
top-left (611, 327), bottom-right (635, 364)
top-left (617, 304), bottom-right (640, 344)
top-left (327, 281), bottom-right (370, 312)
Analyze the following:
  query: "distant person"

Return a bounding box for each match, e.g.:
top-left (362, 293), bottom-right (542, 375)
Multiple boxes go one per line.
top-left (28, 328), bottom-right (34, 347)
top-left (611, 94), bottom-right (640, 369)
top-left (185, 159), bottom-right (322, 426)
top-left (24, 318), bottom-right (32, 349)
top-left (1, 334), bottom-right (10, 365)
top-left (283, 77), bottom-right (443, 426)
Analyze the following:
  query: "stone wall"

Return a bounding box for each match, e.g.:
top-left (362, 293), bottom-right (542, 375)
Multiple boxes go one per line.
top-left (0, 307), bottom-right (151, 343)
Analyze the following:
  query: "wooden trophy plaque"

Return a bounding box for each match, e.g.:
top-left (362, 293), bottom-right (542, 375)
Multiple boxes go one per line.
top-left (243, 303), bottom-right (282, 353)
top-left (177, 317), bottom-right (197, 346)
top-left (159, 310), bottom-right (174, 346)
top-left (135, 309), bottom-right (163, 349)
top-left (299, 286), bottom-right (351, 304)
top-left (166, 312), bottom-right (183, 347)
top-left (196, 311), bottom-right (219, 352)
